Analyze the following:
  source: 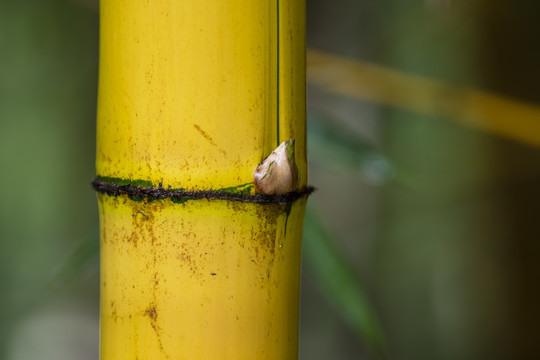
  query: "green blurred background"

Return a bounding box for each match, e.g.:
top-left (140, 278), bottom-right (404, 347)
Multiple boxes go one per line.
top-left (2, 0), bottom-right (540, 359)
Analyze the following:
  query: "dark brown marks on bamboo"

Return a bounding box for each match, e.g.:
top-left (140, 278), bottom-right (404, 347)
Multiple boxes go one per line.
top-left (144, 300), bottom-right (169, 357)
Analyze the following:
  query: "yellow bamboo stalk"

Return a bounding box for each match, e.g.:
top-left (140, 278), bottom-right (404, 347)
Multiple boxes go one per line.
top-left (96, 1), bottom-right (307, 359)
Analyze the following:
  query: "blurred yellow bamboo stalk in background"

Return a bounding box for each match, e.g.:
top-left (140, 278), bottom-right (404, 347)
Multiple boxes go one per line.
top-left (96, 1), bottom-right (307, 359)
top-left (307, 49), bottom-right (540, 147)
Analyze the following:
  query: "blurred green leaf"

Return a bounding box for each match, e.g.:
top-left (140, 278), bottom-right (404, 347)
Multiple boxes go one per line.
top-left (308, 112), bottom-right (395, 185)
top-left (48, 230), bottom-right (100, 291)
top-left (303, 204), bottom-right (387, 357)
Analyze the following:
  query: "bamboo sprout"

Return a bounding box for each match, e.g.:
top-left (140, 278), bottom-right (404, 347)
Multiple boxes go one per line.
top-left (96, 1), bottom-right (307, 359)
